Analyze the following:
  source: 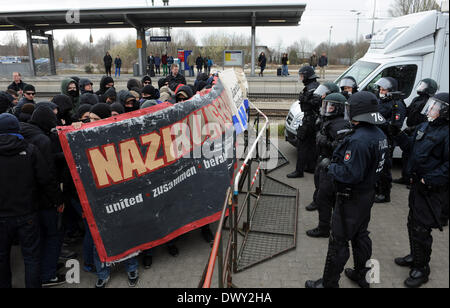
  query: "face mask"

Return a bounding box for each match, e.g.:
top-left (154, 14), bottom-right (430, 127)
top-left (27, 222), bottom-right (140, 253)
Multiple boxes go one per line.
top-left (81, 118), bottom-right (90, 123)
top-left (68, 90), bottom-right (78, 97)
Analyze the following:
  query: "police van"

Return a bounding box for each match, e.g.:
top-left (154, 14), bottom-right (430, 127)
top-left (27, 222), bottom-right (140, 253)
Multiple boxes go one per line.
top-left (285, 9), bottom-right (449, 154)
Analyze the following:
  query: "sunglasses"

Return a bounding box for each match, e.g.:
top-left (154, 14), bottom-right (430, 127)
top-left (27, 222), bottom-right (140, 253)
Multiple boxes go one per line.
top-left (143, 81), bottom-right (151, 85)
top-left (25, 92), bottom-right (35, 96)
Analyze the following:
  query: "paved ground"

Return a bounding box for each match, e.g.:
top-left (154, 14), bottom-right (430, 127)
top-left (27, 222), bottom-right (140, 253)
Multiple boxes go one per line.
top-left (9, 137), bottom-right (449, 288)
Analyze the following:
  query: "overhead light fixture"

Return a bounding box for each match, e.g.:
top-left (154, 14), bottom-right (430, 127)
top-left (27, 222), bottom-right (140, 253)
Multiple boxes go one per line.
top-left (35, 24), bottom-right (50, 26)
top-left (268, 19), bottom-right (287, 23)
top-left (185, 20), bottom-right (202, 24)
top-left (108, 21), bottom-right (124, 25)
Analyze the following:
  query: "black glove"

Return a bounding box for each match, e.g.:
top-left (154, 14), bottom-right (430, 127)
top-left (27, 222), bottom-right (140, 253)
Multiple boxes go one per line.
top-left (388, 125), bottom-right (402, 137)
top-left (316, 133), bottom-right (329, 147)
top-left (403, 126), bottom-right (416, 136)
top-left (318, 158), bottom-right (331, 170)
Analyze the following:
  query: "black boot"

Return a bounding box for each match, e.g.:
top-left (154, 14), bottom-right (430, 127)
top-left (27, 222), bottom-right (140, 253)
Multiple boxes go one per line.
top-left (306, 201), bottom-right (318, 212)
top-left (306, 227), bottom-right (330, 238)
top-left (405, 225), bottom-right (432, 288)
top-left (395, 213), bottom-right (415, 267)
top-left (201, 225), bottom-right (215, 246)
top-left (374, 194), bottom-right (391, 203)
top-left (344, 268), bottom-right (370, 288)
top-left (395, 254), bottom-right (414, 267)
top-left (393, 177), bottom-right (408, 185)
top-left (405, 266), bottom-right (430, 288)
top-left (287, 171), bottom-right (304, 179)
top-left (305, 278), bottom-right (326, 288)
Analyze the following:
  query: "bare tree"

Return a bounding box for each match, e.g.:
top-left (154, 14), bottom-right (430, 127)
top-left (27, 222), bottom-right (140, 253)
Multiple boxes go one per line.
top-left (62, 34), bottom-right (81, 64)
top-left (389, 0), bottom-right (441, 17)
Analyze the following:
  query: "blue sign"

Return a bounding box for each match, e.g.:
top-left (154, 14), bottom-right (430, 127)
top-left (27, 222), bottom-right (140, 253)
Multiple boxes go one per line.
top-left (150, 36), bottom-right (172, 42)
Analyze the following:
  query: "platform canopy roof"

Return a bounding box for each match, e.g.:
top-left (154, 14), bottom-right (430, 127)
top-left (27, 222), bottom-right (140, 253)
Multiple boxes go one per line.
top-left (0, 4), bottom-right (306, 32)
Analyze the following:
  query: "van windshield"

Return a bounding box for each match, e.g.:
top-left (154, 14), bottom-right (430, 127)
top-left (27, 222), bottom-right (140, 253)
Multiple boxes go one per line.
top-left (335, 61), bottom-right (380, 86)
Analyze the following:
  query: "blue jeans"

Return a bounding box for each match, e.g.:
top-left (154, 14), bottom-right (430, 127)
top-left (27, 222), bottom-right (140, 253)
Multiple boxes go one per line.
top-left (0, 213), bottom-right (41, 288)
top-left (70, 199), bottom-right (94, 266)
top-left (282, 65), bottom-right (289, 76)
top-left (39, 208), bottom-right (64, 282)
top-left (115, 67), bottom-right (121, 77)
top-left (93, 248), bottom-right (138, 281)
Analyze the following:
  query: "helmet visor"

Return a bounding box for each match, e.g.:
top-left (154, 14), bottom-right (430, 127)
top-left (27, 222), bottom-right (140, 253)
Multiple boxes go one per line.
top-left (314, 84), bottom-right (332, 98)
top-left (421, 97), bottom-right (447, 122)
top-left (416, 81), bottom-right (429, 94)
top-left (339, 78), bottom-right (356, 88)
top-left (375, 78), bottom-right (393, 91)
top-left (344, 102), bottom-right (351, 121)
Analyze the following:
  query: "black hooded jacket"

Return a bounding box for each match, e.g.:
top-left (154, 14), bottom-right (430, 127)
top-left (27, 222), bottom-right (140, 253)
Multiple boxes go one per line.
top-left (19, 107), bottom-right (63, 210)
top-left (95, 76), bottom-right (114, 96)
top-left (52, 94), bottom-right (73, 125)
top-left (0, 135), bottom-right (56, 217)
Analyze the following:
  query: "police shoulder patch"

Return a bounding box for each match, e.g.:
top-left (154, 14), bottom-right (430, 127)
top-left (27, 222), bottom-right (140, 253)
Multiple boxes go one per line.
top-left (344, 150), bottom-right (352, 161)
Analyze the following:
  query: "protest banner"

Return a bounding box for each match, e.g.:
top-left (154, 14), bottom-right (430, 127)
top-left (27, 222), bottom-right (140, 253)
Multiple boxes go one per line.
top-left (58, 76), bottom-right (239, 262)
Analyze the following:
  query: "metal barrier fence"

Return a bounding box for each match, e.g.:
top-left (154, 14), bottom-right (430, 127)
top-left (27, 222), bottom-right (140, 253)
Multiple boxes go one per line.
top-left (199, 101), bottom-right (270, 288)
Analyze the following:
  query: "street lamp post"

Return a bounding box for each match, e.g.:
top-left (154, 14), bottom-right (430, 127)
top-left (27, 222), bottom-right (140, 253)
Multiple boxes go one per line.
top-left (328, 25), bottom-right (333, 54)
top-left (350, 10), bottom-right (362, 44)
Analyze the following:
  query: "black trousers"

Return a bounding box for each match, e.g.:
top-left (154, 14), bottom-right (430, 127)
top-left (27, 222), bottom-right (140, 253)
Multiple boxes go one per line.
top-left (407, 183), bottom-right (447, 270)
top-left (296, 135), bottom-right (317, 174)
top-left (316, 168), bottom-right (335, 232)
top-left (105, 65), bottom-right (112, 76)
top-left (376, 147), bottom-right (393, 196)
top-left (322, 189), bottom-right (375, 287)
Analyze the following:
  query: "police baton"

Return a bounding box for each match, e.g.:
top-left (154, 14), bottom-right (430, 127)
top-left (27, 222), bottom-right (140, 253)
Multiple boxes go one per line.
top-left (422, 188), bottom-right (444, 232)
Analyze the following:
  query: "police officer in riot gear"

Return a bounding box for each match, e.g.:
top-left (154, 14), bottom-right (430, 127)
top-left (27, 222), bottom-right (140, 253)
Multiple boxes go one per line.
top-left (393, 93), bottom-right (449, 288)
top-left (394, 78), bottom-right (439, 185)
top-left (339, 76), bottom-right (358, 99)
top-left (305, 91), bottom-right (388, 288)
top-left (306, 82), bottom-right (341, 212)
top-left (306, 93), bottom-right (352, 237)
top-left (287, 66), bottom-right (320, 178)
top-left (374, 77), bottom-right (407, 203)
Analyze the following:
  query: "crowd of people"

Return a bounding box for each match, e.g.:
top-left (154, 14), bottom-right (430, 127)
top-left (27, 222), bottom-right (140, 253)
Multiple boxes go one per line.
top-left (286, 65), bottom-right (448, 288)
top-left (0, 65), bottom-right (219, 288)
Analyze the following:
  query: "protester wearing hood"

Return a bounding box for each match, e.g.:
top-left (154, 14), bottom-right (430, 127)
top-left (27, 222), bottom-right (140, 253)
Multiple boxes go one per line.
top-left (95, 76), bottom-right (114, 96)
top-left (127, 79), bottom-right (142, 91)
top-left (6, 89), bottom-right (19, 106)
top-left (79, 93), bottom-right (99, 106)
top-left (79, 78), bottom-right (94, 95)
top-left (102, 87), bottom-right (117, 104)
top-left (175, 85), bottom-right (194, 103)
top-left (130, 90), bottom-right (141, 101)
top-left (141, 85), bottom-right (160, 102)
top-left (19, 105), bottom-right (65, 286)
top-left (14, 84), bottom-right (37, 117)
top-left (118, 90), bottom-right (140, 113)
top-left (0, 91), bottom-right (15, 114)
top-left (61, 78), bottom-right (80, 116)
top-left (52, 94), bottom-right (73, 126)
top-left (17, 103), bottom-right (35, 123)
top-left (89, 103), bottom-right (112, 122)
top-left (110, 103), bottom-right (125, 116)
top-left (158, 77), bottom-right (168, 89)
top-left (141, 76), bottom-right (152, 87)
top-left (77, 104), bottom-right (92, 123)
top-left (0, 113), bottom-right (59, 288)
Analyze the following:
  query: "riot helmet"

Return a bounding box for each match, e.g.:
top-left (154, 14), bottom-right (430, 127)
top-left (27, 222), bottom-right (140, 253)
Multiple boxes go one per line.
top-left (321, 93), bottom-right (347, 118)
top-left (339, 76), bottom-right (358, 98)
top-left (299, 66), bottom-right (318, 83)
top-left (421, 92), bottom-right (449, 122)
top-left (344, 91), bottom-right (386, 125)
top-left (416, 78), bottom-right (438, 97)
top-left (314, 82), bottom-right (340, 99)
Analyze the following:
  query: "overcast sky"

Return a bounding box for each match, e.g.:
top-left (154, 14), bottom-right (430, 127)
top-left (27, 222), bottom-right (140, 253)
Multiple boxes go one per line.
top-left (1, 0), bottom-right (399, 49)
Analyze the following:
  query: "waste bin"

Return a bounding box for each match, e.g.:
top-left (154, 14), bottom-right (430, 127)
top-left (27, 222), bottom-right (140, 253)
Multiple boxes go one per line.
top-left (133, 63), bottom-right (139, 77)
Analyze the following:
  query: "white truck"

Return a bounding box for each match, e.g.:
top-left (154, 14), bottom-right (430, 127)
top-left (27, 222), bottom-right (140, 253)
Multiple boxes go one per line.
top-left (285, 10), bottom-right (449, 153)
